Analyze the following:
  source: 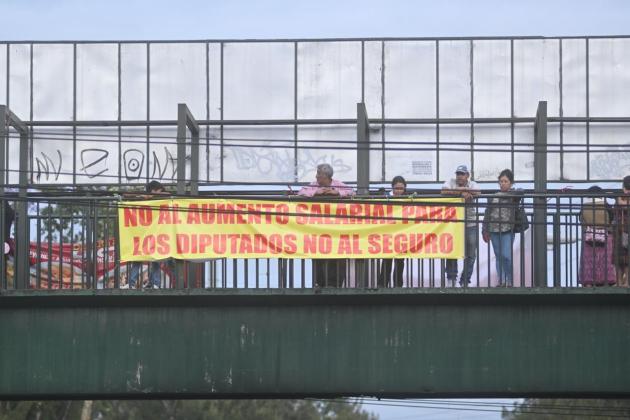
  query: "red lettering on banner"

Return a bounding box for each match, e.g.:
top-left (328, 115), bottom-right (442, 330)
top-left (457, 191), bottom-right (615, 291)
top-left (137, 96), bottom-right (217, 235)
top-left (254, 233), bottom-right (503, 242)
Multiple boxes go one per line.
top-left (239, 234), bottom-right (253, 253)
top-left (176, 234), bottom-right (189, 253)
top-left (199, 234), bottom-right (212, 253)
top-left (269, 234), bottom-right (282, 254)
top-left (409, 234), bottom-right (424, 253)
top-left (394, 234), bottom-right (408, 253)
top-left (349, 204), bottom-right (362, 224)
top-left (235, 204), bottom-right (247, 224)
top-left (420, 207), bottom-right (432, 223)
top-left (368, 234), bottom-right (380, 254)
top-left (338, 234), bottom-right (352, 254)
top-left (401, 205), bottom-right (458, 224)
top-left (142, 235), bottom-right (156, 255)
top-left (401, 206), bottom-right (414, 223)
top-left (157, 234), bottom-right (170, 255)
top-left (215, 234), bottom-right (227, 254)
top-left (132, 236), bottom-right (141, 255)
top-left (124, 206), bottom-right (152, 227)
top-left (319, 234), bottom-right (332, 254)
top-left (364, 233), bottom-right (452, 256)
top-left (157, 204), bottom-right (172, 224)
top-left (284, 234), bottom-right (297, 254)
top-left (304, 234), bottom-right (317, 253)
top-left (439, 233), bottom-right (453, 253)
top-left (187, 203), bottom-right (201, 224)
top-left (228, 234), bottom-right (239, 253)
top-left (443, 206), bottom-right (457, 221)
top-left (352, 234), bottom-right (363, 254)
top-left (382, 234), bottom-right (393, 253)
top-left (247, 204), bottom-right (262, 224)
top-left (372, 205), bottom-right (384, 224)
top-left (296, 204), bottom-right (309, 224)
top-left (424, 233), bottom-right (438, 253)
top-left (172, 204), bottom-right (183, 224)
top-left (276, 204), bottom-right (289, 224)
top-left (254, 234), bottom-right (267, 253)
top-left (218, 204), bottom-right (236, 224)
top-left (261, 204), bottom-right (275, 224)
top-left (386, 205), bottom-right (395, 224)
top-left (201, 204), bottom-right (216, 224)
top-left (335, 204), bottom-right (349, 224)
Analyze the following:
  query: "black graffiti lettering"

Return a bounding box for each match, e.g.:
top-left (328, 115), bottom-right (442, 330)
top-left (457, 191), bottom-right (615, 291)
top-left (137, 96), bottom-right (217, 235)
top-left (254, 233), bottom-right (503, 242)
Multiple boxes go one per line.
top-left (34, 150), bottom-right (62, 182)
top-left (123, 149), bottom-right (145, 180)
top-left (151, 147), bottom-right (191, 181)
top-left (80, 149), bottom-right (109, 178)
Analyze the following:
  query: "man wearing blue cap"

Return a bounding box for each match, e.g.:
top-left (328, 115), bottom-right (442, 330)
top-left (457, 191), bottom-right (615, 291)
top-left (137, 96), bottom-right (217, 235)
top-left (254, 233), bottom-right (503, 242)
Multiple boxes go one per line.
top-left (441, 165), bottom-right (480, 287)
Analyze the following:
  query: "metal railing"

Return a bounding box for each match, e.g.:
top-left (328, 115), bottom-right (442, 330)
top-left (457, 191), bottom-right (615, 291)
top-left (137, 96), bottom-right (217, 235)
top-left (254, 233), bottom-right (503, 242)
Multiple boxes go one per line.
top-left (0, 190), bottom-right (627, 291)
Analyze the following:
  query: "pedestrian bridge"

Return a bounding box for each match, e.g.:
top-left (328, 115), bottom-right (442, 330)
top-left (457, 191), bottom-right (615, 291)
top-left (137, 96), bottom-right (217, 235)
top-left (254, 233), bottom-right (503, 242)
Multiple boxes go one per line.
top-left (2, 284), bottom-right (630, 399)
top-left (1, 102), bottom-right (629, 400)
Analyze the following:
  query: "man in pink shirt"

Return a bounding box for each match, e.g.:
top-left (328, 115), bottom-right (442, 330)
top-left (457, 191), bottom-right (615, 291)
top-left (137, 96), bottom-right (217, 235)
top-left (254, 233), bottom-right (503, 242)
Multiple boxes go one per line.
top-left (298, 164), bottom-right (353, 287)
top-left (298, 163), bottom-right (353, 198)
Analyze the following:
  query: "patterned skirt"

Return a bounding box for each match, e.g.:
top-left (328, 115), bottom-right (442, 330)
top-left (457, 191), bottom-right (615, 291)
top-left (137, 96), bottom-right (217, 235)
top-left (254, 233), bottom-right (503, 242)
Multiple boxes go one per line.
top-left (580, 237), bottom-right (616, 286)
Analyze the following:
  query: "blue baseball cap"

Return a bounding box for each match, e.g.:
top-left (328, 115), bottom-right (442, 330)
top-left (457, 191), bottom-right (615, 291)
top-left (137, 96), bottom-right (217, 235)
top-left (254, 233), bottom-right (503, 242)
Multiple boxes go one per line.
top-left (455, 165), bottom-right (469, 174)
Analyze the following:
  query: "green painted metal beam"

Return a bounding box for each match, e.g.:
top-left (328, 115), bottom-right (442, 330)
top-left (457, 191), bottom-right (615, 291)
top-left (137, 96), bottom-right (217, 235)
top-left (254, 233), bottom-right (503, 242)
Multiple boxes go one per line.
top-left (0, 289), bottom-right (629, 399)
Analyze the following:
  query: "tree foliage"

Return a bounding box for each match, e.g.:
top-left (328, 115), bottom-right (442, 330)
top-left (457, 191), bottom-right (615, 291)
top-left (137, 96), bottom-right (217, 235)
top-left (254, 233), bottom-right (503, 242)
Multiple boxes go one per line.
top-left (0, 399), bottom-right (377, 420)
top-left (502, 398), bottom-right (630, 420)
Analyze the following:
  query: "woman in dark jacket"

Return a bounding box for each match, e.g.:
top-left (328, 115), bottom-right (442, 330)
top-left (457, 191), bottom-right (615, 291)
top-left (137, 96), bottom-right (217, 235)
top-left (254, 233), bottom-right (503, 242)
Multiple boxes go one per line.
top-left (482, 169), bottom-right (522, 287)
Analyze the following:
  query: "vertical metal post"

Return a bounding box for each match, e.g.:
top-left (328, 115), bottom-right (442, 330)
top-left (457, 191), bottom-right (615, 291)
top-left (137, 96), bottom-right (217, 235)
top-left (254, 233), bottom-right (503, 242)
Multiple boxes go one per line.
top-left (357, 103), bottom-right (370, 196)
top-left (15, 127), bottom-right (29, 289)
top-left (176, 103), bottom-right (200, 289)
top-left (356, 103), bottom-right (370, 287)
top-left (0, 106), bottom-right (6, 289)
top-left (534, 101), bottom-right (548, 288)
top-left (0, 106), bottom-right (29, 290)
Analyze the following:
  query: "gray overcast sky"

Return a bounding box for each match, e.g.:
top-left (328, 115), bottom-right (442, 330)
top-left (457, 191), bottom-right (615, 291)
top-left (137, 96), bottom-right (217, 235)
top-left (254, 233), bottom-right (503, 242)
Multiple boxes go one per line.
top-left (2, 0), bottom-right (626, 418)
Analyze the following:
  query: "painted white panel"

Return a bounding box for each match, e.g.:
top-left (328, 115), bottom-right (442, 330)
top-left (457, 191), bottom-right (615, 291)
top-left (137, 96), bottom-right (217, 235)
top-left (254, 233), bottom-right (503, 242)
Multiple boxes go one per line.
top-left (473, 40), bottom-right (510, 118)
top-left (297, 41), bottom-right (362, 119)
top-left (514, 39), bottom-right (560, 117)
top-left (77, 44), bottom-right (118, 121)
top-left (33, 44), bottom-right (73, 121)
top-left (384, 41), bottom-right (436, 118)
top-left (562, 39), bottom-right (587, 117)
top-left (149, 43), bottom-right (206, 120)
top-left (120, 43), bottom-right (147, 121)
top-left (589, 38), bottom-right (630, 117)
top-left (439, 40), bottom-right (471, 118)
top-left (224, 42), bottom-right (294, 120)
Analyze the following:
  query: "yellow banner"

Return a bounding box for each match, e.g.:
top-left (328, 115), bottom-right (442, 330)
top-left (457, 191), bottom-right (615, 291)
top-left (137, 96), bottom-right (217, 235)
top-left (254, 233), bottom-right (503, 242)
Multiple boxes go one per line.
top-left (118, 198), bottom-right (465, 261)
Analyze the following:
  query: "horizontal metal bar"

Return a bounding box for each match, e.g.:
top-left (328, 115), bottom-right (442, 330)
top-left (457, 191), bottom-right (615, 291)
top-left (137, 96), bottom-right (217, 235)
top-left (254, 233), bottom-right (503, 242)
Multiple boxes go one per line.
top-left (2, 35), bottom-right (630, 45)
top-left (21, 116), bottom-right (630, 127)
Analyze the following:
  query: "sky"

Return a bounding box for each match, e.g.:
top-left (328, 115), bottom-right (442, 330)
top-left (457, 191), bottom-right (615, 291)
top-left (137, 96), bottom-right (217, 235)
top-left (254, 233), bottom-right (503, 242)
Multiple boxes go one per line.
top-left (2, 0), bottom-right (630, 41)
top-left (2, 0), bottom-right (627, 418)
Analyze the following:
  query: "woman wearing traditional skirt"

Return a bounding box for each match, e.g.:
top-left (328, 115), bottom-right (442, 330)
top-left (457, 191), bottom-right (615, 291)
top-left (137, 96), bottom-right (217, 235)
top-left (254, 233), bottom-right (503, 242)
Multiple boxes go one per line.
top-left (580, 186), bottom-right (615, 286)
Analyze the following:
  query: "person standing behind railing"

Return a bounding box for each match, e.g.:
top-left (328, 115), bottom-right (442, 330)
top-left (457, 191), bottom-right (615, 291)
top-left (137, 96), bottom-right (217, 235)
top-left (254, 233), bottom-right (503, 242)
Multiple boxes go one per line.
top-left (122, 180), bottom-right (173, 289)
top-left (378, 176), bottom-right (407, 288)
top-left (579, 186), bottom-right (616, 287)
top-left (2, 201), bottom-right (14, 255)
top-left (482, 169), bottom-right (522, 287)
top-left (613, 175), bottom-right (630, 287)
top-left (441, 165), bottom-right (480, 287)
top-left (298, 163), bottom-right (353, 288)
